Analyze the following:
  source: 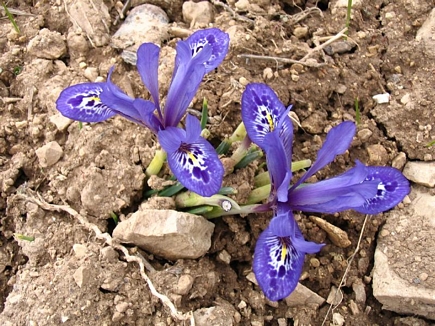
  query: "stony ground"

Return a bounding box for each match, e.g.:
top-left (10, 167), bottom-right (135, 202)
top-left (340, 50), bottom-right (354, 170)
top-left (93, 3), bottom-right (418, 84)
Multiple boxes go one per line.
top-left (0, 0), bottom-right (434, 325)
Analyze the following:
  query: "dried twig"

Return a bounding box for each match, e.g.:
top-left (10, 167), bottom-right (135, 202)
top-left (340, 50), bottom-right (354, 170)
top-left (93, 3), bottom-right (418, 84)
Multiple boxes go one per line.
top-left (210, 0), bottom-right (255, 25)
top-left (238, 27), bottom-right (348, 68)
top-left (113, 0), bottom-right (131, 26)
top-left (237, 53), bottom-right (327, 68)
top-left (288, 6), bottom-right (323, 25)
top-left (18, 189), bottom-right (195, 325)
top-left (321, 214), bottom-right (370, 326)
top-left (300, 27), bottom-right (348, 62)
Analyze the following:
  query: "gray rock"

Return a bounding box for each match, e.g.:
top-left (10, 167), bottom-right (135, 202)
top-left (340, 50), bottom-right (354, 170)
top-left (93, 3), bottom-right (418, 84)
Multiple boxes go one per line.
top-left (182, 1), bottom-right (214, 28)
top-left (27, 28), bottom-right (66, 59)
top-left (416, 8), bottom-right (435, 57)
top-left (352, 279), bottom-right (366, 304)
top-left (35, 141), bottom-right (63, 167)
top-left (193, 298), bottom-right (235, 326)
top-left (66, 0), bottom-right (111, 47)
top-left (285, 283), bottom-right (325, 308)
top-left (113, 210), bottom-right (215, 260)
top-left (111, 4), bottom-right (169, 65)
top-left (403, 161), bottom-right (435, 188)
top-left (373, 186), bottom-right (435, 319)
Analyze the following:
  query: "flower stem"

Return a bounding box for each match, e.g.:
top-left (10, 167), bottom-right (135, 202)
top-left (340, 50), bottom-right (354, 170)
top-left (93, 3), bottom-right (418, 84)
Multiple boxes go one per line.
top-left (254, 159), bottom-right (312, 187)
top-left (175, 191), bottom-right (240, 210)
top-left (146, 150), bottom-right (167, 176)
top-left (203, 203), bottom-right (270, 219)
top-left (216, 122), bottom-right (247, 155)
top-left (246, 184), bottom-right (271, 204)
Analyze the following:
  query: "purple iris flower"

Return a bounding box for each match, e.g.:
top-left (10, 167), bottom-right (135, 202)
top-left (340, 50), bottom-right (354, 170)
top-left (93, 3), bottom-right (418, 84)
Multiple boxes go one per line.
top-left (242, 83), bottom-right (410, 301)
top-left (55, 28), bottom-right (230, 197)
top-left (158, 114), bottom-right (224, 197)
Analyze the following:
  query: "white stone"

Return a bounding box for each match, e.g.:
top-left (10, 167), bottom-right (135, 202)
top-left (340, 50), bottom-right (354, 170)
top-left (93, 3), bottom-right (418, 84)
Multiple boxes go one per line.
top-left (372, 93), bottom-right (390, 104)
top-left (35, 141), bottom-right (63, 167)
top-left (72, 244), bottom-right (88, 259)
top-left (49, 114), bottom-right (72, 132)
top-left (403, 161), bottom-right (435, 188)
top-left (285, 283), bottom-right (325, 307)
top-left (113, 210), bottom-right (215, 260)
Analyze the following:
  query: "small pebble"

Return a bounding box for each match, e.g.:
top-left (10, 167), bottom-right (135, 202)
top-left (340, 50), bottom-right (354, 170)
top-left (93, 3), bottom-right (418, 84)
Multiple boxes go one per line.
top-left (358, 129), bottom-right (373, 141)
top-left (175, 274), bottom-right (194, 295)
top-left (349, 299), bottom-right (360, 315)
top-left (310, 258), bottom-right (320, 268)
top-left (246, 272), bottom-right (258, 285)
top-left (419, 272), bottom-right (428, 281)
top-left (263, 67), bottom-right (273, 80)
top-left (217, 250), bottom-right (231, 265)
top-left (72, 244), bottom-right (88, 259)
top-left (392, 152), bottom-right (406, 170)
top-left (332, 312), bottom-right (345, 326)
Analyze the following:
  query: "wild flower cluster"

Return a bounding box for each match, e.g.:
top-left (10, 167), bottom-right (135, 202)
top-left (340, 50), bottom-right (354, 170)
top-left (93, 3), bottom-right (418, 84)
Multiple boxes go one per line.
top-left (56, 28), bottom-right (410, 301)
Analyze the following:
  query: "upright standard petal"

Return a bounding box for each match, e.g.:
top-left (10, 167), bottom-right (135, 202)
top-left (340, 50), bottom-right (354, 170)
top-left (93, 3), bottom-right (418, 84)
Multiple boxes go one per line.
top-left (241, 84), bottom-right (293, 150)
top-left (253, 211), bottom-right (322, 301)
top-left (184, 28), bottom-right (230, 73)
top-left (354, 165), bottom-right (410, 214)
top-left (291, 121), bottom-right (356, 190)
top-left (56, 83), bottom-right (116, 122)
top-left (136, 43), bottom-right (162, 118)
top-left (163, 41), bottom-right (211, 127)
top-left (158, 117), bottom-right (223, 197)
top-left (263, 131), bottom-right (291, 203)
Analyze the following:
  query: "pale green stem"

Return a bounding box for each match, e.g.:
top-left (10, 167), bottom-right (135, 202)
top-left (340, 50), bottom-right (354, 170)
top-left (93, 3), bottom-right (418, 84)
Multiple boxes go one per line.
top-left (175, 191), bottom-right (241, 210)
top-left (254, 159), bottom-right (312, 187)
top-left (230, 136), bottom-right (252, 166)
top-left (246, 184), bottom-right (271, 205)
top-left (228, 122), bottom-right (247, 143)
top-left (146, 150), bottom-right (167, 176)
top-left (14, 233), bottom-right (35, 241)
top-left (203, 203), bottom-right (270, 219)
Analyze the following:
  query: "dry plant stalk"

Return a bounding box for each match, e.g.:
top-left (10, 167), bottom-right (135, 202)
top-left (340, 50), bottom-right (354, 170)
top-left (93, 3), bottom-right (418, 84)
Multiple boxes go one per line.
top-left (238, 27), bottom-right (349, 68)
top-left (18, 189), bottom-right (195, 325)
